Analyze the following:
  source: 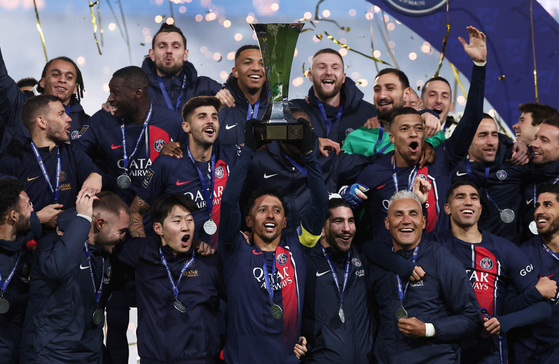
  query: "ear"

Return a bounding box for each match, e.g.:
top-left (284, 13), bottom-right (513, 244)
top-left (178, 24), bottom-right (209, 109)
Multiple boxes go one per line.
top-left (148, 49), bottom-right (155, 62)
top-left (134, 87), bottom-right (143, 100)
top-left (388, 132), bottom-right (395, 144)
top-left (95, 217), bottom-right (105, 231)
top-left (232, 66), bottom-right (238, 78)
top-left (71, 82), bottom-right (78, 95)
top-left (282, 217), bottom-right (287, 229)
top-left (153, 222), bottom-right (163, 236)
top-left (421, 216), bottom-right (426, 230)
top-left (450, 102), bottom-right (455, 113)
top-left (182, 121), bottom-right (190, 134)
top-left (183, 49), bottom-right (189, 62)
top-left (342, 72), bottom-right (346, 84)
top-left (245, 216), bottom-right (253, 228)
top-left (403, 87), bottom-right (411, 103)
top-left (39, 77), bottom-right (45, 89)
top-left (36, 115), bottom-right (47, 131)
top-left (8, 210), bottom-right (18, 226)
top-left (444, 203), bottom-right (451, 215)
top-left (384, 216), bottom-right (389, 231)
top-left (307, 68), bottom-right (313, 81)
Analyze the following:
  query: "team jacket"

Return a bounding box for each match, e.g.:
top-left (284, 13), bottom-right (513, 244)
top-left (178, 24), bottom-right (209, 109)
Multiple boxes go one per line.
top-left (217, 73), bottom-right (268, 145)
top-left (241, 141), bottom-right (376, 234)
top-left (0, 138), bottom-right (102, 213)
top-left (219, 146), bottom-right (328, 364)
top-left (301, 244), bottom-right (372, 364)
top-left (510, 236), bottom-right (559, 364)
top-left (77, 107), bottom-right (187, 205)
top-left (117, 236), bottom-right (224, 364)
top-left (20, 215), bottom-right (112, 364)
top-left (368, 237), bottom-right (481, 364)
top-left (137, 143), bottom-right (240, 249)
top-left (290, 77), bottom-right (377, 145)
top-left (0, 49), bottom-right (89, 151)
top-left (142, 57), bottom-right (221, 113)
top-left (356, 63), bottom-right (486, 242)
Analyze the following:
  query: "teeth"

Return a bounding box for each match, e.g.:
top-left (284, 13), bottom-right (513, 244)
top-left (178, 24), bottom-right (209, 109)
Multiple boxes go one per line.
top-left (322, 80), bottom-right (334, 84)
top-left (264, 223), bottom-right (275, 228)
top-left (538, 219), bottom-right (547, 223)
top-left (463, 210), bottom-right (473, 214)
top-left (400, 228), bottom-right (413, 232)
top-left (249, 75), bottom-right (261, 79)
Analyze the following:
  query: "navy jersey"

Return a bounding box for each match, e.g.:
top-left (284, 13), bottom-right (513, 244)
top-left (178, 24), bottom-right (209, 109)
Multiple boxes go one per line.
top-left (302, 244), bottom-right (372, 364)
top-left (77, 107), bottom-right (187, 205)
top-left (118, 236), bottom-right (224, 363)
top-left (357, 63), bottom-right (486, 241)
top-left (138, 144), bottom-right (240, 249)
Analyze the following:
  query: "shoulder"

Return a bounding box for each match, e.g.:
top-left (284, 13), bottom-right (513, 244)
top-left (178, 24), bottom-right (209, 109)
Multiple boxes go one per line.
top-left (151, 104), bottom-right (182, 122)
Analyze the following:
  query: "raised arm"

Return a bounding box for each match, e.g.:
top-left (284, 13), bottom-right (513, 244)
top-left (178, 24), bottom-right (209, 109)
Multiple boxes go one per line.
top-left (129, 196), bottom-right (151, 238)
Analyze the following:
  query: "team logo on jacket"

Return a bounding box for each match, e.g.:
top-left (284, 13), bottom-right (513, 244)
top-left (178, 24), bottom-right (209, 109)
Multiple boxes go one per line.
top-left (71, 130), bottom-right (79, 139)
top-left (345, 128), bottom-right (354, 136)
top-left (496, 170), bottom-right (507, 180)
top-left (480, 257), bottom-right (494, 270)
top-left (60, 171), bottom-right (67, 182)
top-left (352, 258), bottom-right (362, 267)
top-left (106, 266), bottom-right (112, 278)
top-left (153, 139), bottom-right (166, 152)
top-left (276, 253), bottom-right (289, 265)
top-left (215, 166), bottom-right (224, 179)
top-left (418, 174), bottom-right (427, 180)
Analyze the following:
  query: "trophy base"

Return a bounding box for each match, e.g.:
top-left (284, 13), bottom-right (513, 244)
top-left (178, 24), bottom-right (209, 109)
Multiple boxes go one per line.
top-left (254, 122), bottom-right (304, 141)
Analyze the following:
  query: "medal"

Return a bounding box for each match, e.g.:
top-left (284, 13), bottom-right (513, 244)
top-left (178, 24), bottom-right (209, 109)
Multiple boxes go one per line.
top-left (0, 297), bottom-right (9, 314)
top-left (203, 219), bottom-right (217, 235)
top-left (500, 208), bottom-right (515, 224)
top-left (529, 220), bottom-right (539, 235)
top-left (338, 304), bottom-right (346, 324)
top-left (271, 303), bottom-right (283, 319)
top-left (92, 308), bottom-right (104, 325)
top-left (320, 246), bottom-right (351, 325)
top-left (174, 299), bottom-right (187, 313)
top-left (396, 306), bottom-right (408, 320)
top-left (395, 245), bottom-right (419, 322)
top-left (117, 174), bottom-right (132, 189)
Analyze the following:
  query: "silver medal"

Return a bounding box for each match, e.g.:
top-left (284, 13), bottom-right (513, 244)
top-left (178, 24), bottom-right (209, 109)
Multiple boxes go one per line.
top-left (174, 299), bottom-right (187, 313)
top-left (395, 306), bottom-right (408, 321)
top-left (0, 298), bottom-right (9, 314)
top-left (92, 308), bottom-right (104, 325)
top-left (529, 220), bottom-right (539, 235)
top-left (500, 208), bottom-right (515, 224)
top-left (338, 304), bottom-right (346, 324)
top-left (117, 174), bottom-right (132, 189)
top-left (271, 303), bottom-right (283, 319)
top-left (203, 219), bottom-right (218, 235)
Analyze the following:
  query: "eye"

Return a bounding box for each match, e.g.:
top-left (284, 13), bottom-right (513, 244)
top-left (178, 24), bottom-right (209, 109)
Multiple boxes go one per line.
top-left (274, 208), bottom-right (281, 213)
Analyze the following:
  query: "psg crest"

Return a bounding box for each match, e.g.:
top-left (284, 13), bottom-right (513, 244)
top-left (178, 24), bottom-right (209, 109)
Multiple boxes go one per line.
top-left (153, 139), bottom-right (166, 152)
top-left (276, 253), bottom-right (289, 265)
top-left (480, 257), bottom-right (494, 270)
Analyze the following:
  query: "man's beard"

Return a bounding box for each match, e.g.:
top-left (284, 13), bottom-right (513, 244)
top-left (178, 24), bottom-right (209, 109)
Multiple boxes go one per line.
top-left (314, 80), bottom-right (343, 101)
top-left (157, 62), bottom-right (183, 77)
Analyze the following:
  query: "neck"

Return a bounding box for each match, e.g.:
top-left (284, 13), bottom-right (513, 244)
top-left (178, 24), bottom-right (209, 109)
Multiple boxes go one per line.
top-left (392, 153), bottom-right (417, 168)
top-left (392, 239), bottom-right (420, 252)
top-left (0, 225), bottom-right (17, 242)
top-left (542, 232), bottom-right (559, 253)
top-left (32, 134), bottom-right (57, 151)
top-left (237, 82), bottom-right (262, 105)
top-left (451, 221), bottom-right (482, 243)
top-left (126, 100), bottom-right (151, 125)
top-left (188, 138), bottom-right (213, 162)
top-left (253, 235), bottom-right (281, 252)
top-left (318, 92), bottom-right (341, 107)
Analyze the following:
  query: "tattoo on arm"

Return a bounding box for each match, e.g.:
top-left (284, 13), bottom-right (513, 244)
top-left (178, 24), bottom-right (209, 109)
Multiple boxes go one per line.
top-left (129, 197), bottom-right (150, 238)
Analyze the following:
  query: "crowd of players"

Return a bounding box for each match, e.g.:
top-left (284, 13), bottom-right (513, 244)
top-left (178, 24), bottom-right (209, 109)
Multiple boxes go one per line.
top-left (0, 21), bottom-right (558, 364)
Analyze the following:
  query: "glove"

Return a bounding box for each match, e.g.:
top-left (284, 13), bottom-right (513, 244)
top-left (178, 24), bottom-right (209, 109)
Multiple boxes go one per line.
top-left (286, 118), bottom-right (315, 155)
top-left (244, 118), bottom-right (268, 151)
top-left (339, 183), bottom-right (369, 207)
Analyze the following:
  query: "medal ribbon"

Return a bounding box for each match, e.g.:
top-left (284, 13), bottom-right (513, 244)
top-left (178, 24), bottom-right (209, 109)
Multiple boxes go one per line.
top-left (262, 253), bottom-right (277, 304)
top-left (31, 142), bottom-right (61, 202)
top-left (480, 308), bottom-right (504, 364)
top-left (466, 160), bottom-right (506, 214)
top-left (542, 243), bottom-right (559, 262)
top-left (65, 104), bottom-right (71, 115)
top-left (186, 147), bottom-right (216, 221)
top-left (0, 253), bottom-right (20, 294)
top-left (395, 245), bottom-right (419, 304)
top-left (316, 99), bottom-right (343, 138)
top-left (392, 157), bottom-right (418, 192)
top-left (159, 247), bottom-right (196, 299)
top-left (373, 124), bottom-right (390, 154)
top-left (533, 178), bottom-right (559, 211)
top-left (321, 246), bottom-right (350, 306)
top-left (157, 75), bottom-right (186, 112)
top-left (246, 99), bottom-right (260, 120)
top-left (120, 103), bottom-right (153, 171)
top-left (285, 155), bottom-right (307, 177)
top-left (84, 243), bottom-right (105, 305)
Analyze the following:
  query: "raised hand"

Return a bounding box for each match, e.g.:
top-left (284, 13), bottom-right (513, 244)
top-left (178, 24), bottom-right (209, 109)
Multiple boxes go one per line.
top-left (458, 26), bottom-right (487, 63)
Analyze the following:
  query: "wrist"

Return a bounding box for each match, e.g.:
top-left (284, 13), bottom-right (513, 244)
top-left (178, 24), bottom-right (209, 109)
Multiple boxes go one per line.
top-left (425, 323), bottom-right (436, 337)
top-left (473, 60), bottom-right (487, 67)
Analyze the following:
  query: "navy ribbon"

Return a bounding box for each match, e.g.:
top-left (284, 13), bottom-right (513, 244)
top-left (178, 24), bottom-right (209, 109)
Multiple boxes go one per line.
top-left (84, 243), bottom-right (105, 305)
top-left (157, 75), bottom-right (186, 112)
top-left (246, 99), bottom-right (260, 120)
top-left (321, 246), bottom-right (350, 306)
top-left (317, 99), bottom-right (343, 138)
top-left (0, 253), bottom-right (20, 294)
top-left (395, 245), bottom-right (419, 304)
top-left (120, 104), bottom-right (153, 171)
top-left (30, 142), bottom-right (61, 202)
top-left (466, 159), bottom-right (504, 212)
top-left (391, 157), bottom-right (418, 192)
top-left (262, 253), bottom-right (277, 303)
top-left (480, 307), bottom-right (504, 364)
top-left (159, 247), bottom-right (196, 299)
top-left (542, 243), bottom-right (559, 262)
top-left (186, 147), bottom-right (215, 219)
top-left (285, 155), bottom-right (307, 177)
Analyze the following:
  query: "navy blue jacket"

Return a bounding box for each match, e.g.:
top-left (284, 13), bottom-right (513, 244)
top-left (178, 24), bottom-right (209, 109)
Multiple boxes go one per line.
top-left (117, 236), bottom-right (224, 364)
top-left (20, 215), bottom-right (112, 364)
top-left (368, 237), bottom-right (481, 364)
top-left (290, 77), bottom-right (377, 145)
top-left (0, 48), bottom-right (89, 152)
top-left (217, 73), bottom-right (268, 145)
top-left (77, 107), bottom-right (187, 205)
top-left (142, 57), bottom-right (221, 113)
top-left (301, 244), bottom-right (373, 364)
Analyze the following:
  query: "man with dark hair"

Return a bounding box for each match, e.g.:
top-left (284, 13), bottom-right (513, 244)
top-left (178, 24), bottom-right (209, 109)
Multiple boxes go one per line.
top-left (20, 190), bottom-right (129, 363)
top-left (0, 178), bottom-right (40, 363)
top-left (513, 103), bottom-right (559, 145)
top-left (218, 116), bottom-right (328, 363)
top-left (0, 95), bottom-right (103, 235)
top-left (142, 23), bottom-right (221, 113)
top-left (300, 198), bottom-right (372, 363)
top-left (420, 76), bottom-right (457, 136)
top-left (129, 96), bottom-right (237, 250)
top-left (117, 193), bottom-right (224, 363)
top-left (77, 66), bottom-right (187, 205)
top-left (0, 49), bottom-right (89, 151)
top-left (16, 78), bottom-right (38, 92)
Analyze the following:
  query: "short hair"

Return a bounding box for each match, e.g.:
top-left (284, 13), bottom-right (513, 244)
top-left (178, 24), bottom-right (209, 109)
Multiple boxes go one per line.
top-left (537, 183), bottom-right (559, 203)
top-left (39, 56), bottom-right (85, 101)
top-left (482, 113), bottom-right (494, 120)
top-left (152, 23), bottom-right (187, 50)
top-left (0, 178), bottom-right (25, 223)
top-left (17, 77), bottom-right (38, 89)
top-left (446, 180), bottom-right (481, 202)
top-left (326, 198), bottom-right (353, 220)
top-left (244, 188), bottom-right (289, 218)
top-left (541, 116), bottom-right (559, 132)
top-left (518, 103), bottom-right (559, 127)
top-left (150, 193), bottom-right (198, 226)
top-left (235, 45), bottom-right (261, 62)
top-left (311, 48), bottom-right (344, 68)
top-left (21, 94), bottom-right (61, 132)
top-left (181, 96), bottom-right (221, 123)
top-left (112, 66), bottom-right (149, 93)
top-left (387, 190), bottom-right (422, 211)
top-left (421, 76), bottom-right (451, 99)
top-left (389, 106), bottom-right (420, 125)
top-left (93, 191), bottom-right (130, 216)
top-left (375, 68), bottom-right (410, 89)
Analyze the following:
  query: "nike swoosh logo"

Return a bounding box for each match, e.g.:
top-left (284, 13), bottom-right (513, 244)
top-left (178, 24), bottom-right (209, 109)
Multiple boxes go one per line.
top-left (27, 176), bottom-right (39, 181)
top-left (80, 264), bottom-right (89, 270)
top-left (111, 144), bottom-right (123, 149)
top-left (377, 184), bottom-right (386, 190)
top-left (456, 171), bottom-right (468, 177)
top-left (316, 270), bottom-right (331, 277)
top-left (225, 124), bottom-right (237, 130)
top-left (252, 250), bottom-right (263, 255)
top-left (176, 180), bottom-right (192, 186)
top-left (526, 199), bottom-right (534, 205)
top-left (264, 173), bottom-right (278, 179)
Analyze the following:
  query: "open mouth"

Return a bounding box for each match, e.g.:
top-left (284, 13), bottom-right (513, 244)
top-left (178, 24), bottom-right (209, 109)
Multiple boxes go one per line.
top-left (264, 222), bottom-right (276, 232)
top-left (432, 106), bottom-right (443, 115)
top-left (399, 228), bottom-right (414, 235)
top-left (181, 234), bottom-right (190, 247)
top-left (204, 126), bottom-right (216, 137)
top-left (248, 75), bottom-right (261, 81)
top-left (409, 141), bottom-right (419, 153)
top-left (337, 235), bottom-right (353, 243)
top-left (461, 209), bottom-right (474, 216)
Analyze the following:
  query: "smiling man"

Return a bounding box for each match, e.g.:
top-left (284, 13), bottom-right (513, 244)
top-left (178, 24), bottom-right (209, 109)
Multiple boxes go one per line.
top-left (512, 103), bottom-right (558, 145)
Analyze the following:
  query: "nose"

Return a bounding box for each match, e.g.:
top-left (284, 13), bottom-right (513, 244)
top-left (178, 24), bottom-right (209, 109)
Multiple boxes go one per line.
top-left (107, 93), bottom-right (114, 103)
top-left (535, 204), bottom-right (544, 217)
top-left (512, 122), bottom-right (520, 131)
top-left (64, 113), bottom-right (72, 123)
